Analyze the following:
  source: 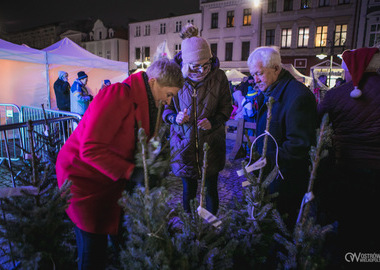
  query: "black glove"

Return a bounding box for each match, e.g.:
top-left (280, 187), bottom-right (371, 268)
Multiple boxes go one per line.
top-left (126, 167), bottom-right (158, 193)
top-left (130, 167), bottom-right (145, 187)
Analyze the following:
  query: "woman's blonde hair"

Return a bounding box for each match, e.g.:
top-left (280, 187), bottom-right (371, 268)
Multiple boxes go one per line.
top-left (146, 58), bottom-right (184, 88)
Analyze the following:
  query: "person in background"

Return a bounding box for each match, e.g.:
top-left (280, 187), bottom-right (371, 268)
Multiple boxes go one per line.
top-left (247, 46), bottom-right (317, 227)
top-left (163, 24), bottom-right (232, 215)
top-left (232, 87), bottom-right (244, 120)
top-left (56, 59), bottom-right (183, 270)
top-left (240, 75), bottom-right (255, 96)
top-left (100, 79), bottom-right (111, 90)
top-left (53, 71), bottom-right (70, 111)
top-left (333, 77), bottom-right (345, 88)
top-left (71, 71), bottom-right (93, 115)
top-left (313, 74), bottom-right (329, 103)
top-left (317, 47), bottom-right (380, 265)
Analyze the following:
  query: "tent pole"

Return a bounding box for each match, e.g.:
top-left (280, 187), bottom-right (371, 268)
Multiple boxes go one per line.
top-left (45, 52), bottom-right (51, 109)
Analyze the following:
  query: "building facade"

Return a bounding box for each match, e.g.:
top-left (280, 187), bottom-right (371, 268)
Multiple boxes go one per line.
top-left (128, 13), bottom-right (202, 72)
top-left (3, 19), bottom-right (128, 64)
top-left (83, 20), bottom-right (129, 63)
top-left (200, 0), bottom-right (357, 83)
top-left (4, 24), bottom-right (61, 49)
top-left (200, 0), bottom-right (260, 73)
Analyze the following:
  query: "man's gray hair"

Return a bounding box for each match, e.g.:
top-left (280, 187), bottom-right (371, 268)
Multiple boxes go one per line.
top-left (146, 58), bottom-right (184, 88)
top-left (247, 46), bottom-right (282, 69)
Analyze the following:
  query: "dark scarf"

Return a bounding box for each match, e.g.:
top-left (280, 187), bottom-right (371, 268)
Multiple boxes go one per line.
top-left (262, 68), bottom-right (287, 104)
top-left (142, 72), bottom-right (158, 137)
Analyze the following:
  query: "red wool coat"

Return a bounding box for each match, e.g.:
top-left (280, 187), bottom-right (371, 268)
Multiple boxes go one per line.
top-left (56, 72), bottom-right (151, 235)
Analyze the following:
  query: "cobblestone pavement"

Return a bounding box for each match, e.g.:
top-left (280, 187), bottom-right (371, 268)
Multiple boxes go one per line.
top-left (0, 141), bottom-right (248, 211)
top-left (164, 141), bottom-right (247, 213)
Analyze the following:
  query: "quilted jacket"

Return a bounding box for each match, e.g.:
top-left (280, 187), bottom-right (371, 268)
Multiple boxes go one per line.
top-left (163, 54), bottom-right (233, 178)
top-left (318, 72), bottom-right (380, 169)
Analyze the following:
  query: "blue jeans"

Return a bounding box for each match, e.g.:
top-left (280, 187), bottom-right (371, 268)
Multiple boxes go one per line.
top-left (181, 174), bottom-right (219, 215)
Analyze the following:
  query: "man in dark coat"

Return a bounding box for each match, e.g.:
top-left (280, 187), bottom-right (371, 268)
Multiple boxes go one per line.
top-left (247, 46), bottom-right (317, 227)
top-left (53, 71), bottom-right (70, 111)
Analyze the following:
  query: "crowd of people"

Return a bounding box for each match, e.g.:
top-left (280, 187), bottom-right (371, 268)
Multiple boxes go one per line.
top-left (53, 21), bottom-right (380, 269)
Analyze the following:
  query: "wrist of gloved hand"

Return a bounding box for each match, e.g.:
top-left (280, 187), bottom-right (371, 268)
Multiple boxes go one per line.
top-left (130, 167), bottom-right (145, 186)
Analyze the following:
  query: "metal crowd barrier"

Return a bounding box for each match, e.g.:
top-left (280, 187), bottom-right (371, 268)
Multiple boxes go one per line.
top-left (0, 104), bottom-right (81, 161)
top-left (0, 104), bottom-right (22, 160)
top-left (20, 106), bottom-right (82, 158)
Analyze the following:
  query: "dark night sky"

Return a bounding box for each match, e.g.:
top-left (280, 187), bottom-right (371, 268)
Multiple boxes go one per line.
top-left (0, 0), bottom-right (200, 32)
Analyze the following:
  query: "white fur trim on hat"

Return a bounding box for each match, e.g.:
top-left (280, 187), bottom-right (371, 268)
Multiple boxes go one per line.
top-left (181, 36), bottom-right (212, 64)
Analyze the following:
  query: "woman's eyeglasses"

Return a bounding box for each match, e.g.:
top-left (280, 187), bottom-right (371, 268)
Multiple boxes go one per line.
top-left (189, 60), bottom-right (211, 71)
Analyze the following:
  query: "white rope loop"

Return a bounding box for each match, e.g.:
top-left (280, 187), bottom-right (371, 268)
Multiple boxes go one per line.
top-left (237, 130), bottom-right (284, 180)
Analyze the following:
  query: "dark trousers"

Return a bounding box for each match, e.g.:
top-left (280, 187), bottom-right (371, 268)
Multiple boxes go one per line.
top-left (74, 226), bottom-right (108, 270)
top-left (74, 225), bottom-right (123, 270)
top-left (316, 164), bottom-right (380, 266)
top-left (181, 174), bottom-right (219, 215)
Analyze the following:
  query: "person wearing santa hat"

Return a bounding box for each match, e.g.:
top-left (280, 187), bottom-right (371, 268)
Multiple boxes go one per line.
top-left (317, 47), bottom-right (380, 264)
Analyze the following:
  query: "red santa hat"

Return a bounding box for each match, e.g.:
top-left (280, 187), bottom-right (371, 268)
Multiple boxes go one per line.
top-left (342, 47), bottom-right (379, 98)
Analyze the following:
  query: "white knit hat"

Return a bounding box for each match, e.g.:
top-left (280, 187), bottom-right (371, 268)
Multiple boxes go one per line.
top-left (181, 24), bottom-right (212, 64)
top-left (58, 71), bottom-right (68, 80)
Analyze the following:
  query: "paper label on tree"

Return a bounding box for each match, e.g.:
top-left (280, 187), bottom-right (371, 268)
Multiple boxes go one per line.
top-left (197, 206), bottom-right (222, 228)
top-left (236, 157), bottom-right (267, 176)
top-left (242, 181), bottom-right (251, 187)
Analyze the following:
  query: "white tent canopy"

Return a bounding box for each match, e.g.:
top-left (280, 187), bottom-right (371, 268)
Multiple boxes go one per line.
top-left (0, 39), bottom-right (49, 107)
top-left (225, 69), bottom-right (247, 83)
top-left (43, 38), bottom-right (128, 109)
top-left (282, 64), bottom-right (313, 86)
top-left (43, 38), bottom-right (127, 71)
top-left (0, 38), bottom-right (128, 109)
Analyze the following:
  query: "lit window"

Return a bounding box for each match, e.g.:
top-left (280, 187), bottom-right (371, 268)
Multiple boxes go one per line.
top-left (226, 11), bottom-right (234, 28)
top-left (300, 0), bottom-right (311, 9)
top-left (281, 28), bottom-right (292, 48)
top-left (315, 26), bottom-right (328, 47)
top-left (369, 23), bottom-right (380, 47)
top-left (298, 27), bottom-right (309, 47)
top-left (243, 9), bottom-right (251, 26)
top-left (335, 24), bottom-right (347, 46)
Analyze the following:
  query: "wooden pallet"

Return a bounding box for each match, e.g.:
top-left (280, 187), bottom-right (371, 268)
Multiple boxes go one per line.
top-left (226, 118), bottom-right (256, 160)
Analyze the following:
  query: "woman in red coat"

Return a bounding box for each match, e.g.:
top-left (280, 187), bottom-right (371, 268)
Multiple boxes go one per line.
top-left (56, 59), bottom-right (183, 269)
